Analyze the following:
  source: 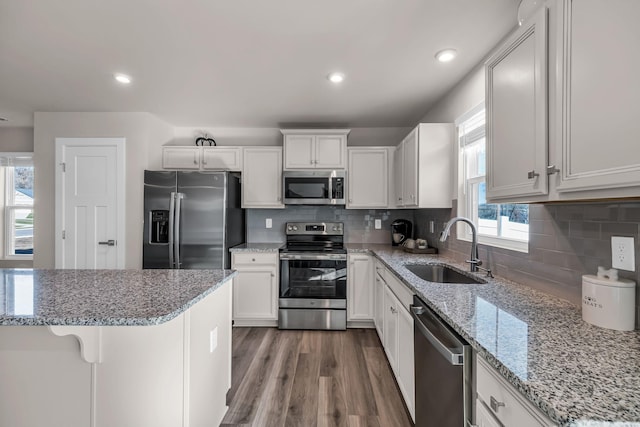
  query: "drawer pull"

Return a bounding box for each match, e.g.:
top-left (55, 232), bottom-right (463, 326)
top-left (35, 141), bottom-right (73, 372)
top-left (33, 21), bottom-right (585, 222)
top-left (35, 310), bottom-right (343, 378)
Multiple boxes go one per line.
top-left (490, 396), bottom-right (505, 412)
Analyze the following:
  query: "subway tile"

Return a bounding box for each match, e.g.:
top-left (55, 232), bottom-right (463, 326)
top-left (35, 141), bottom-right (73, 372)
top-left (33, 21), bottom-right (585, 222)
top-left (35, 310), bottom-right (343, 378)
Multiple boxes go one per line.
top-left (569, 222), bottom-right (600, 239)
top-left (554, 205), bottom-right (587, 222)
top-left (600, 222), bottom-right (639, 238)
top-left (617, 205), bottom-right (640, 222)
top-left (529, 233), bottom-right (557, 251)
top-left (582, 204), bottom-right (619, 222)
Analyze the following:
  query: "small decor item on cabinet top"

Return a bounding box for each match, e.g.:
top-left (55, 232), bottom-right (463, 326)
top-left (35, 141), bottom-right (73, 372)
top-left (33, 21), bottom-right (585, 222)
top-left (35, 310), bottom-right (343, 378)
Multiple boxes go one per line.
top-left (582, 266), bottom-right (636, 331)
top-left (195, 133), bottom-right (216, 146)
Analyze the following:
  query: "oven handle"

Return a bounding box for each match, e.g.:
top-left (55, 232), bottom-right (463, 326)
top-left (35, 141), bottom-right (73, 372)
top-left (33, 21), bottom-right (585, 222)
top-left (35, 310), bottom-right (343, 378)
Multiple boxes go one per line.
top-left (411, 304), bottom-right (465, 366)
top-left (279, 254), bottom-right (347, 261)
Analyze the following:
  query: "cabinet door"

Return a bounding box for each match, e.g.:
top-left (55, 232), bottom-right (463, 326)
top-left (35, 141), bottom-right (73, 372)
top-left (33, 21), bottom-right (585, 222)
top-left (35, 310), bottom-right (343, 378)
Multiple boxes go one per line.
top-left (162, 147), bottom-right (201, 169)
top-left (202, 147), bottom-right (242, 171)
top-left (347, 148), bottom-right (389, 208)
top-left (393, 143), bottom-right (405, 207)
top-left (232, 268), bottom-right (277, 320)
top-left (283, 135), bottom-right (315, 169)
top-left (476, 400), bottom-right (502, 427)
top-left (402, 129), bottom-right (419, 207)
top-left (486, 7), bottom-right (548, 201)
top-left (374, 271), bottom-right (385, 339)
top-left (555, 0), bottom-right (640, 194)
top-left (315, 135), bottom-right (346, 169)
top-left (397, 304), bottom-right (415, 422)
top-left (382, 285), bottom-right (399, 373)
top-left (242, 148), bottom-right (284, 208)
top-left (347, 254), bottom-right (373, 321)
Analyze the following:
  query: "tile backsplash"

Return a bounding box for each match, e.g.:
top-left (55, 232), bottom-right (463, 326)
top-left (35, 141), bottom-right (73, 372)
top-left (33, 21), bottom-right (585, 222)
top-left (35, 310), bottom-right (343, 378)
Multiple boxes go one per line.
top-left (246, 207), bottom-right (414, 244)
top-left (414, 201), bottom-right (640, 328)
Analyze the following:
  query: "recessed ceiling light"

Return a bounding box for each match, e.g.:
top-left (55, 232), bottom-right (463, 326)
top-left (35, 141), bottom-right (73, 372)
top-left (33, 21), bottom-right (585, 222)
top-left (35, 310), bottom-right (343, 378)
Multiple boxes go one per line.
top-left (114, 73), bottom-right (132, 84)
top-left (435, 49), bottom-right (457, 63)
top-left (327, 72), bottom-right (345, 84)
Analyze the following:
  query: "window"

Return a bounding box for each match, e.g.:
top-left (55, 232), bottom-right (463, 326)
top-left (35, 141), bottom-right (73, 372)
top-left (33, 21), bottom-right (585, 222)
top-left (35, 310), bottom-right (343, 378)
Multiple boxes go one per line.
top-left (457, 105), bottom-right (528, 252)
top-left (1, 154), bottom-right (34, 259)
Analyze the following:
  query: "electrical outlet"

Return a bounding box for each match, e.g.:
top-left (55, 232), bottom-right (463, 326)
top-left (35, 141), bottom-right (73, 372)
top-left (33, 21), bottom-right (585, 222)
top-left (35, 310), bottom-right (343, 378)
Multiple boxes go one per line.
top-left (612, 236), bottom-right (635, 271)
top-left (374, 219), bottom-right (382, 229)
top-left (210, 327), bottom-right (218, 352)
top-left (265, 218), bottom-right (272, 229)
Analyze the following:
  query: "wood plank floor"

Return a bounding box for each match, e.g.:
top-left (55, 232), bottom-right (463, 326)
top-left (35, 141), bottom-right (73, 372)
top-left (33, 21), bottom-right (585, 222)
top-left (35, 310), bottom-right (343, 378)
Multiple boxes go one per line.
top-left (220, 328), bottom-right (413, 427)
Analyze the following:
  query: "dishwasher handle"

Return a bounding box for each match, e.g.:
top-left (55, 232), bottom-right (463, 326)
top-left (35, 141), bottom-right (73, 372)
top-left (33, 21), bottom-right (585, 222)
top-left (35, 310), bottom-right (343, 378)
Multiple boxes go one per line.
top-left (411, 305), bottom-right (465, 366)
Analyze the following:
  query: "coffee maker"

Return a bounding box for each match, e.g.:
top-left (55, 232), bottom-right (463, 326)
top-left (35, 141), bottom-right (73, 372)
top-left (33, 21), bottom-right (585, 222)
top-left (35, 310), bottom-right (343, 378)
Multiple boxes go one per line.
top-left (391, 219), bottom-right (413, 246)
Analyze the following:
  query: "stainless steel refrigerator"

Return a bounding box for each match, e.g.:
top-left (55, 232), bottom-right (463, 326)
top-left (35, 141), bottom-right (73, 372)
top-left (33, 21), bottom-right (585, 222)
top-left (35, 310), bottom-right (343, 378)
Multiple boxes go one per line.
top-left (143, 171), bottom-right (245, 269)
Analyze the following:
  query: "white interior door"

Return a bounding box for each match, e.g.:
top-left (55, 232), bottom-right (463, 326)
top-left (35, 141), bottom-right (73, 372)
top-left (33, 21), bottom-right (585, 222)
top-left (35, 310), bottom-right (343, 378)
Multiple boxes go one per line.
top-left (55, 138), bottom-right (125, 269)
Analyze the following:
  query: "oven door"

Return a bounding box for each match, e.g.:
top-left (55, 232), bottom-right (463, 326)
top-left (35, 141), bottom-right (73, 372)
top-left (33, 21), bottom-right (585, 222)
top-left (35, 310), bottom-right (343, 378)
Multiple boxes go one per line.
top-left (279, 255), bottom-right (347, 309)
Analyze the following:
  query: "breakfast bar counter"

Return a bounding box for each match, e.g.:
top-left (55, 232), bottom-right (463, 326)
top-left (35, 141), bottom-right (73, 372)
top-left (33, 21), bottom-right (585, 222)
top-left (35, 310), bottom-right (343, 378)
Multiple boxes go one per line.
top-left (0, 268), bottom-right (236, 427)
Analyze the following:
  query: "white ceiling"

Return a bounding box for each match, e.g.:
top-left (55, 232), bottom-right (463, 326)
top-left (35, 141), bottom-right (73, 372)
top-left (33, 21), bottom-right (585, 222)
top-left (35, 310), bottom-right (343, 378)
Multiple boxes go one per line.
top-left (0, 0), bottom-right (518, 128)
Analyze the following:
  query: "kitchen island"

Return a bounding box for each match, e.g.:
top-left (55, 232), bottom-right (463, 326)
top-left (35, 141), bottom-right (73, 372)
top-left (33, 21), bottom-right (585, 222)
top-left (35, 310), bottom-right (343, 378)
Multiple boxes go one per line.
top-left (347, 244), bottom-right (640, 427)
top-left (0, 268), bottom-right (236, 427)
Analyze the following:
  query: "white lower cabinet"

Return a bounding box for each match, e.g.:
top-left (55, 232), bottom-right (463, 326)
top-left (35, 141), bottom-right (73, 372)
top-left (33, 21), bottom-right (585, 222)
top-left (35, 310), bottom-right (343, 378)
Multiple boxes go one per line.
top-left (347, 254), bottom-right (374, 324)
top-left (476, 356), bottom-right (556, 427)
top-left (231, 252), bottom-right (279, 326)
top-left (378, 264), bottom-right (415, 422)
top-left (374, 262), bottom-right (386, 339)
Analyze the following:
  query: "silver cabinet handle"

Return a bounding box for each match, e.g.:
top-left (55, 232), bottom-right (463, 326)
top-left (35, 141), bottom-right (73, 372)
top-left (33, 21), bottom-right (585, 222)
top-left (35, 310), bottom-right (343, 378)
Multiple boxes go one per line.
top-left (310, 159), bottom-right (314, 164)
top-left (527, 170), bottom-right (539, 179)
top-left (546, 165), bottom-right (559, 175)
top-left (98, 240), bottom-right (116, 246)
top-left (252, 258), bottom-right (256, 262)
top-left (490, 396), bottom-right (505, 412)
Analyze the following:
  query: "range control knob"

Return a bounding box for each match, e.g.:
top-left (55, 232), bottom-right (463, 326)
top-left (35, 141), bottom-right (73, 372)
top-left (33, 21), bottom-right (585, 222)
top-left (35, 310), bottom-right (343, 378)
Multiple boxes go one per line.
top-left (292, 225), bottom-right (298, 231)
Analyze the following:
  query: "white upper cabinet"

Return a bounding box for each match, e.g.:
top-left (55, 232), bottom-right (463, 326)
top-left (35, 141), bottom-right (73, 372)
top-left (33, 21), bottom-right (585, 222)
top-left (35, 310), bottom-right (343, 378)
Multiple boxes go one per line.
top-left (241, 147), bottom-right (284, 208)
top-left (281, 129), bottom-right (349, 169)
top-left (347, 147), bottom-right (392, 208)
top-left (201, 147), bottom-right (242, 171)
top-left (162, 146), bottom-right (242, 171)
top-left (394, 123), bottom-right (454, 208)
top-left (486, 6), bottom-right (548, 201)
top-left (486, 0), bottom-right (640, 202)
top-left (162, 147), bottom-right (201, 169)
top-left (554, 0), bottom-right (640, 195)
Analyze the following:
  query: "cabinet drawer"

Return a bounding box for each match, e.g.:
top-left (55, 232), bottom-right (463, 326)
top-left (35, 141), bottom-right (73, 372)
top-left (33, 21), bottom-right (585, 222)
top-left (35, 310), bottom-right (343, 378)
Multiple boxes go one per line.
top-left (476, 358), bottom-right (553, 427)
top-left (232, 252), bottom-right (278, 268)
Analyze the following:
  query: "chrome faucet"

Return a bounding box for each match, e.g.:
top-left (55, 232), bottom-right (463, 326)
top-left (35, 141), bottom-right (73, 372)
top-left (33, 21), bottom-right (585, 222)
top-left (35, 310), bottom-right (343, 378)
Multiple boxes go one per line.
top-left (439, 216), bottom-right (482, 273)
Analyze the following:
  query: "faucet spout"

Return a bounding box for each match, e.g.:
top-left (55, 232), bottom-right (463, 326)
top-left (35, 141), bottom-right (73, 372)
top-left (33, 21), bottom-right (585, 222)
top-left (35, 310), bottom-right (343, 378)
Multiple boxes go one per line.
top-left (439, 216), bottom-right (481, 272)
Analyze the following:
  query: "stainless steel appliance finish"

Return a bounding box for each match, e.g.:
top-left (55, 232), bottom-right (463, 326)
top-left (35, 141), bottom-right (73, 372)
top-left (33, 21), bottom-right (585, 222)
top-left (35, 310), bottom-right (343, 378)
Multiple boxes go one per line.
top-left (404, 264), bottom-right (486, 285)
top-left (411, 295), bottom-right (473, 427)
top-left (283, 170), bottom-right (346, 205)
top-left (279, 221), bottom-right (347, 330)
top-left (143, 171), bottom-right (245, 269)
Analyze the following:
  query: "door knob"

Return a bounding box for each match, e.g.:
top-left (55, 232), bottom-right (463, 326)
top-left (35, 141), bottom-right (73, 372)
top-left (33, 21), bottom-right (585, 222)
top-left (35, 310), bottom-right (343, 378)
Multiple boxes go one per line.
top-left (98, 240), bottom-right (116, 246)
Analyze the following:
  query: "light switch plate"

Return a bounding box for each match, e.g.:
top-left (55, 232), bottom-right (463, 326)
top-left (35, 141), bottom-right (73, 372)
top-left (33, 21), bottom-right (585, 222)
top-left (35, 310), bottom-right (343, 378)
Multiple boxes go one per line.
top-left (266, 218), bottom-right (272, 229)
top-left (612, 236), bottom-right (635, 271)
top-left (374, 219), bottom-right (381, 229)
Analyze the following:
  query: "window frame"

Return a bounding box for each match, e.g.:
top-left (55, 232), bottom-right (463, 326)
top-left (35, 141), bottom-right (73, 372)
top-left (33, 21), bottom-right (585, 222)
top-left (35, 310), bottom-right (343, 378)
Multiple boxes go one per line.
top-left (456, 104), bottom-right (529, 253)
top-left (1, 154), bottom-right (34, 260)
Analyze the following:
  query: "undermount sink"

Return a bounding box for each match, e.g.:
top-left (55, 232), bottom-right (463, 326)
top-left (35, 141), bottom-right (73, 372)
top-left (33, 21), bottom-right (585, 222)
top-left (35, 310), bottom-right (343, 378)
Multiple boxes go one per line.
top-left (404, 264), bottom-right (486, 284)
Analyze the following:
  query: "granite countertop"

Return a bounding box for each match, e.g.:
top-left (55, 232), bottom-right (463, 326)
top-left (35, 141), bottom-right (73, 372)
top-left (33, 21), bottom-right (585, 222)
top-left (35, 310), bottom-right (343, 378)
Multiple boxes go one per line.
top-left (229, 243), bottom-right (283, 252)
top-left (0, 269), bottom-right (236, 326)
top-left (349, 245), bottom-right (640, 427)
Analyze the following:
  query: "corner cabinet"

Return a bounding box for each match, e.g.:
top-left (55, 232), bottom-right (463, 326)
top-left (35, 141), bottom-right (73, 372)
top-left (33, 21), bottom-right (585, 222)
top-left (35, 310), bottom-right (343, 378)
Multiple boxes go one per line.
top-left (553, 0), bottom-right (640, 195)
top-left (281, 129), bottom-right (349, 170)
top-left (162, 146), bottom-right (242, 171)
top-left (241, 147), bottom-right (284, 208)
top-left (394, 123), bottom-right (453, 208)
top-left (347, 147), bottom-right (393, 209)
top-left (486, 6), bottom-right (548, 201)
top-left (486, 0), bottom-right (640, 203)
top-left (231, 252), bottom-right (279, 327)
top-left (347, 253), bottom-right (374, 326)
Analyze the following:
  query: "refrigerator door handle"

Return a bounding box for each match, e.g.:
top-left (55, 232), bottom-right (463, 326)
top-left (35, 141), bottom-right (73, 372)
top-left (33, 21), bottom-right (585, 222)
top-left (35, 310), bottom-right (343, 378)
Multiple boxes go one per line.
top-left (168, 192), bottom-right (176, 268)
top-left (174, 193), bottom-right (184, 268)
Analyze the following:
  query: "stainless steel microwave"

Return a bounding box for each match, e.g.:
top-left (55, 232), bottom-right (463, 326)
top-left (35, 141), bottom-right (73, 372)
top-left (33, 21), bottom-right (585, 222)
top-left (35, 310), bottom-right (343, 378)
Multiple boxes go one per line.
top-left (283, 170), bottom-right (346, 205)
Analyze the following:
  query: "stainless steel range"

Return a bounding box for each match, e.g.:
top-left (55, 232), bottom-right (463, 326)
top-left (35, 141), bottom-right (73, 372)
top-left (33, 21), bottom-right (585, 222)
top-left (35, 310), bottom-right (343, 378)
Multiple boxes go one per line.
top-left (278, 222), bottom-right (347, 330)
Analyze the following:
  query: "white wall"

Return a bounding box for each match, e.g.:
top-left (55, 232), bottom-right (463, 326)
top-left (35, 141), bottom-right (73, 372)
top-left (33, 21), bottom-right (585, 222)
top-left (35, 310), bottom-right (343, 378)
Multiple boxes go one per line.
top-left (0, 127), bottom-right (34, 152)
top-left (33, 112), bottom-right (173, 268)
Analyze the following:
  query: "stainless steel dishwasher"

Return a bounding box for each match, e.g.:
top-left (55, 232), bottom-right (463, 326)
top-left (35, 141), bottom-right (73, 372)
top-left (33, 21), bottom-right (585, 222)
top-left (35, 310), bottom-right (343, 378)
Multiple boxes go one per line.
top-left (411, 295), bottom-right (473, 427)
